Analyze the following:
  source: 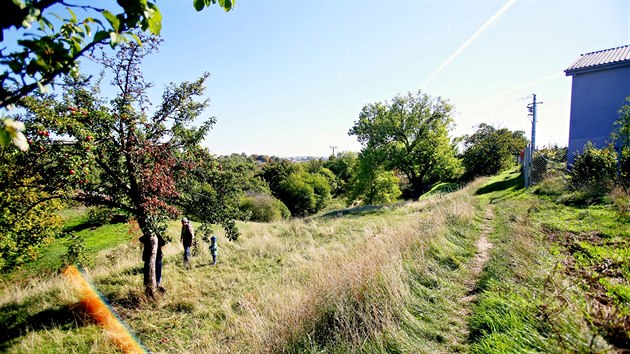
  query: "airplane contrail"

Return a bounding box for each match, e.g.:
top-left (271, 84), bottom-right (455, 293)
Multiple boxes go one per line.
top-left (422, 0), bottom-right (517, 88)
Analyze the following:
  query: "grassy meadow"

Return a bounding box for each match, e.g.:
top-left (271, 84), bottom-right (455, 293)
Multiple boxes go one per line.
top-left (1, 169), bottom-right (628, 353)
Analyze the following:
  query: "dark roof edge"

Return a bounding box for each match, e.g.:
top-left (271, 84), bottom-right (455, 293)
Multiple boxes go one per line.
top-left (565, 60), bottom-right (630, 76)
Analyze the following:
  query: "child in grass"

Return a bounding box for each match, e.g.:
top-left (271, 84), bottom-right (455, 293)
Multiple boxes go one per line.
top-left (209, 235), bottom-right (218, 265)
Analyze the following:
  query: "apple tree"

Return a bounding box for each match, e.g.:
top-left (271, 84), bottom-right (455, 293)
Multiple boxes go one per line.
top-left (12, 37), bottom-right (234, 296)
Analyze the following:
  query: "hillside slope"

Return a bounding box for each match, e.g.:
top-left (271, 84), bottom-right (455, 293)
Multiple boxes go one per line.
top-left (1, 170), bottom-right (627, 353)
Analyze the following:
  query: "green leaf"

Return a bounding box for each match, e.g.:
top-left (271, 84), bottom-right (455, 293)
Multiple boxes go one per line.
top-left (86, 17), bottom-right (103, 26)
top-left (83, 24), bottom-right (91, 38)
top-left (42, 16), bottom-right (54, 30)
top-left (193, 0), bottom-right (205, 11)
top-left (0, 127), bottom-right (11, 147)
top-left (36, 80), bottom-right (49, 93)
top-left (146, 3), bottom-right (162, 34)
top-left (93, 31), bottom-right (109, 43)
top-left (67, 7), bottom-right (77, 23)
top-left (218, 0), bottom-right (234, 11)
top-left (109, 32), bottom-right (121, 47)
top-left (102, 10), bottom-right (120, 31)
top-left (11, 0), bottom-right (26, 10)
top-left (127, 33), bottom-right (142, 45)
top-left (71, 40), bottom-right (81, 55)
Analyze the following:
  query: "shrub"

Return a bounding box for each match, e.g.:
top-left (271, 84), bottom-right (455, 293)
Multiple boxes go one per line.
top-left (276, 172), bottom-right (332, 217)
top-left (533, 176), bottom-right (568, 198)
top-left (239, 193), bottom-right (291, 222)
top-left (304, 172), bottom-right (332, 211)
top-left (349, 169), bottom-right (401, 205)
top-left (86, 207), bottom-right (116, 226)
top-left (621, 147), bottom-right (630, 188)
top-left (278, 174), bottom-right (317, 217)
top-left (530, 154), bottom-right (548, 182)
top-left (569, 143), bottom-right (617, 198)
top-left (609, 186), bottom-right (630, 217)
top-left (59, 233), bottom-right (94, 270)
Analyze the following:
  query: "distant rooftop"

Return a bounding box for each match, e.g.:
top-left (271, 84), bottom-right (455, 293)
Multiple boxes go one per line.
top-left (565, 44), bottom-right (630, 75)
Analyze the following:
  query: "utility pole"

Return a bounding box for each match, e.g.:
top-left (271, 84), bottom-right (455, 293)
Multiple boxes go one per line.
top-left (525, 94), bottom-right (543, 188)
top-left (527, 94), bottom-right (543, 152)
top-left (329, 145), bottom-right (337, 157)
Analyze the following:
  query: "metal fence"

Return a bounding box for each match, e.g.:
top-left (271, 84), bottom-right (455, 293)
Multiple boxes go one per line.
top-left (523, 136), bottom-right (621, 188)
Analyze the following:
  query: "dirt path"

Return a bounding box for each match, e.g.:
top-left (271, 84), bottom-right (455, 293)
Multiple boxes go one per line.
top-left (456, 205), bottom-right (495, 344)
top-left (463, 206), bottom-right (494, 302)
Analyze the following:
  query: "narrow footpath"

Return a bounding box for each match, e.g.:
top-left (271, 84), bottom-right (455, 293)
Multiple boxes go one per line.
top-left (458, 206), bottom-right (495, 344)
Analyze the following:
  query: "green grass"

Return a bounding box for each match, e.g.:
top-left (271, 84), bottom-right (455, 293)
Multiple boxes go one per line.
top-left (424, 181), bottom-right (461, 196)
top-left (10, 220), bottom-right (133, 279)
top-left (2, 169), bottom-right (628, 352)
top-left (0, 183), bottom-right (488, 353)
top-left (534, 202), bottom-right (629, 239)
top-left (468, 168), bottom-right (628, 352)
top-left (58, 207), bottom-right (88, 230)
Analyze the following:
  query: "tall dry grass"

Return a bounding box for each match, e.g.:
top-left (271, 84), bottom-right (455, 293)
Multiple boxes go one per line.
top-left (211, 182), bottom-right (480, 353)
top-left (1, 180), bottom-right (482, 353)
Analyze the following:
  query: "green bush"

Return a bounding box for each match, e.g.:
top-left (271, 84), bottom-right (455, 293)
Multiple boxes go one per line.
top-left (533, 176), bottom-right (568, 198)
top-left (239, 193), bottom-right (290, 222)
top-left (609, 186), bottom-right (630, 217)
top-left (86, 207), bottom-right (115, 226)
top-left (278, 174), bottom-right (317, 217)
top-left (304, 172), bottom-right (332, 211)
top-left (621, 147), bottom-right (629, 188)
top-left (569, 143), bottom-right (617, 201)
top-left (277, 172), bottom-right (332, 217)
top-left (349, 169), bottom-right (401, 205)
top-left (59, 233), bottom-right (94, 270)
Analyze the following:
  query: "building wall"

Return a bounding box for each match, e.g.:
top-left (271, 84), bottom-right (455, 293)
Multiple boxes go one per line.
top-left (567, 65), bottom-right (630, 164)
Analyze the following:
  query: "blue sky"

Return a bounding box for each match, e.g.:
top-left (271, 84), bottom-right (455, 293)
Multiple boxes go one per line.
top-left (9, 0), bottom-right (630, 157)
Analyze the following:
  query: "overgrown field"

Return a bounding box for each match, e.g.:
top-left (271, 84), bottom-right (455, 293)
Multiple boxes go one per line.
top-left (1, 170), bottom-right (628, 353)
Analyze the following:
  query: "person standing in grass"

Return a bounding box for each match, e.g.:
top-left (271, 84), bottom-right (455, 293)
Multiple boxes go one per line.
top-left (209, 235), bottom-right (218, 265)
top-left (180, 217), bottom-right (195, 267)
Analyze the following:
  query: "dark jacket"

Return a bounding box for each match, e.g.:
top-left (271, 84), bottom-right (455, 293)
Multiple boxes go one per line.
top-left (181, 223), bottom-right (195, 247)
top-left (139, 234), bottom-right (166, 261)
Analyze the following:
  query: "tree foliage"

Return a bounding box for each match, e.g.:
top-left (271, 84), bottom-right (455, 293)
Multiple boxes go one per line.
top-left (176, 149), bottom-right (249, 241)
top-left (259, 159), bottom-right (300, 199)
top-left (348, 151), bottom-right (401, 205)
top-left (0, 0), bottom-right (234, 152)
top-left (614, 96), bottom-right (630, 149)
top-left (9, 38), bottom-right (232, 295)
top-left (349, 90), bottom-right (462, 199)
top-left (278, 173), bottom-right (316, 217)
top-left (323, 151), bottom-right (357, 197)
top-left (276, 171), bottom-right (331, 217)
top-left (0, 145), bottom-right (64, 271)
top-left (0, 0), bottom-right (234, 110)
top-left (460, 123), bottom-right (528, 181)
top-left (614, 97), bottom-right (630, 187)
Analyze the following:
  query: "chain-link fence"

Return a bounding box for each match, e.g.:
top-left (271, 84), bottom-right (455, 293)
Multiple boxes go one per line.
top-left (524, 136), bottom-right (624, 188)
top-left (524, 145), bottom-right (568, 187)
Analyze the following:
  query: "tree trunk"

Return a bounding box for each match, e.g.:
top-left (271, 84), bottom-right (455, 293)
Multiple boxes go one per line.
top-left (142, 232), bottom-right (158, 298)
top-left (410, 176), bottom-right (424, 200)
